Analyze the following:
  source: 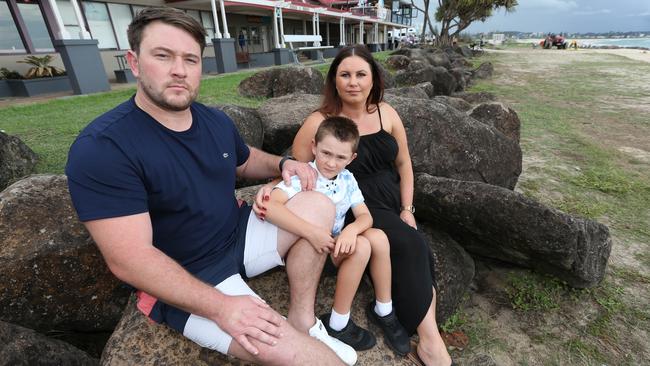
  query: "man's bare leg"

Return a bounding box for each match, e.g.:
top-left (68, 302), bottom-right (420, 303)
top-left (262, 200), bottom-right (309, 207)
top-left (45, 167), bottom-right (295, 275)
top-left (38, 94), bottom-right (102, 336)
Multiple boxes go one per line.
top-left (416, 288), bottom-right (452, 366)
top-left (228, 318), bottom-right (343, 365)
top-left (276, 191), bottom-right (335, 332)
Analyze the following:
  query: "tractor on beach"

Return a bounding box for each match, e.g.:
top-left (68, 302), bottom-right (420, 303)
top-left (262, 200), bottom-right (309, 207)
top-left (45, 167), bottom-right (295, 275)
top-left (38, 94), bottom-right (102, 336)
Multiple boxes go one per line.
top-left (540, 33), bottom-right (567, 49)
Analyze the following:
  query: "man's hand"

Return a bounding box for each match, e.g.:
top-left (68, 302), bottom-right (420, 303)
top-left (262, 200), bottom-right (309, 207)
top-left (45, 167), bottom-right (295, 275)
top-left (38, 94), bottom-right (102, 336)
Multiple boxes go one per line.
top-left (400, 210), bottom-right (417, 229)
top-left (334, 230), bottom-right (357, 258)
top-left (216, 294), bottom-right (283, 356)
top-left (281, 159), bottom-right (317, 191)
top-left (307, 227), bottom-right (336, 254)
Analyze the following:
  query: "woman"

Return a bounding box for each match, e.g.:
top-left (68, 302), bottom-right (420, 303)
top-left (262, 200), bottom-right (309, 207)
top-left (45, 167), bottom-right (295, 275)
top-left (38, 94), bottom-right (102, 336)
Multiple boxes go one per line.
top-left (292, 45), bottom-right (452, 366)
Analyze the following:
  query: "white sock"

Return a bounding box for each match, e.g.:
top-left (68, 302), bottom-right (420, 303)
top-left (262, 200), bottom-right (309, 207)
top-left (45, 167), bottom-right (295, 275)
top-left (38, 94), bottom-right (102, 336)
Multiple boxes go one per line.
top-left (374, 299), bottom-right (393, 317)
top-left (329, 309), bottom-right (350, 331)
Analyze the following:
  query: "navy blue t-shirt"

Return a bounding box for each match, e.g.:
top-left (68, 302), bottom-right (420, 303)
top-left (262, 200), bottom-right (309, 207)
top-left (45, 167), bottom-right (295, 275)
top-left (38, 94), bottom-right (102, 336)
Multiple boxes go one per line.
top-left (66, 97), bottom-right (250, 288)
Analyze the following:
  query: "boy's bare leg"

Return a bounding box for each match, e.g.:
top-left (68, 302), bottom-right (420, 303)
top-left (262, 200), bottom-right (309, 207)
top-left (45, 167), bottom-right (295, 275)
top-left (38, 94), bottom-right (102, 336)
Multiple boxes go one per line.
top-left (415, 288), bottom-right (452, 366)
top-left (275, 191), bottom-right (335, 332)
top-left (228, 317), bottom-right (344, 365)
top-left (361, 228), bottom-right (391, 302)
top-left (331, 237), bottom-right (371, 314)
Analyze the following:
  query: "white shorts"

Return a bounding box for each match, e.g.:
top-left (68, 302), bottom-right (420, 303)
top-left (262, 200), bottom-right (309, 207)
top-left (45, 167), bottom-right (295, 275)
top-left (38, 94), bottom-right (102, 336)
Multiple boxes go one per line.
top-left (183, 211), bottom-right (284, 354)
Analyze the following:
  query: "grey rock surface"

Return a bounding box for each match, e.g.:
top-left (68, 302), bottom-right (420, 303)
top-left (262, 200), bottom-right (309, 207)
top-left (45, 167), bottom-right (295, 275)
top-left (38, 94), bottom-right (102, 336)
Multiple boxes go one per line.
top-left (238, 66), bottom-right (324, 98)
top-left (384, 95), bottom-right (522, 190)
top-left (0, 131), bottom-right (38, 191)
top-left (0, 175), bottom-right (130, 333)
top-left (453, 91), bottom-right (497, 105)
top-left (432, 96), bottom-right (473, 112)
top-left (472, 61), bottom-right (494, 79)
top-left (257, 93), bottom-right (321, 155)
top-left (0, 320), bottom-right (98, 366)
top-left (469, 102), bottom-right (521, 143)
top-left (385, 54), bottom-right (411, 70)
top-left (414, 174), bottom-right (612, 288)
top-left (212, 104), bottom-right (264, 148)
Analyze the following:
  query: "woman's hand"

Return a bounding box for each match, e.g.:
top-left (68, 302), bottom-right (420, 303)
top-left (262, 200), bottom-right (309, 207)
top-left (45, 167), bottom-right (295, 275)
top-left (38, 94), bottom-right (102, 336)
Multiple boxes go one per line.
top-left (400, 210), bottom-right (417, 229)
top-left (252, 183), bottom-right (274, 220)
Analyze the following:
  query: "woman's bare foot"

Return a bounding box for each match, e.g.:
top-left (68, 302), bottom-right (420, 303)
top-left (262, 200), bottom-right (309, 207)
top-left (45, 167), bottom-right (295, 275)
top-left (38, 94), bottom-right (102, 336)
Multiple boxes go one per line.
top-left (416, 340), bottom-right (452, 366)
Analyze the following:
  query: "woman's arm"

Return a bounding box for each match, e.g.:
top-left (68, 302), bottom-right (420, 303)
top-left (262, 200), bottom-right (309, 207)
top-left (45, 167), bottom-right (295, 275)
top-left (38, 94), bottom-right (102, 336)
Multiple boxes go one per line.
top-left (382, 104), bottom-right (417, 229)
top-left (292, 112), bottom-right (323, 162)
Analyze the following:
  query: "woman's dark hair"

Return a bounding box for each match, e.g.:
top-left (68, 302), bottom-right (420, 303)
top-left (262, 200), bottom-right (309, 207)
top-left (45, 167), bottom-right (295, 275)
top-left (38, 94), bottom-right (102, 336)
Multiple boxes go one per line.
top-left (320, 44), bottom-right (384, 116)
top-left (128, 7), bottom-right (207, 54)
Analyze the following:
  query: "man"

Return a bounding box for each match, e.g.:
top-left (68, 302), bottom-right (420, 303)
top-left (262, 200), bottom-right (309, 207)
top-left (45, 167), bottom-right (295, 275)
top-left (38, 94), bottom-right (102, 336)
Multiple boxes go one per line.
top-left (66, 7), bottom-right (355, 365)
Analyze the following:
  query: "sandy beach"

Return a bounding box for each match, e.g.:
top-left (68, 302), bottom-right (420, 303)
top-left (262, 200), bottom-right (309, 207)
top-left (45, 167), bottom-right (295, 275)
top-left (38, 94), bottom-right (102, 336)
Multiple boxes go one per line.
top-left (583, 48), bottom-right (650, 63)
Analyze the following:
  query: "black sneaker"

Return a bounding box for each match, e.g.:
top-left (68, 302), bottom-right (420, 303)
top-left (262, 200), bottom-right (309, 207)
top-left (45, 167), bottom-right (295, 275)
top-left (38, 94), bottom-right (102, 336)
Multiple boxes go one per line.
top-left (365, 302), bottom-right (410, 356)
top-left (320, 313), bottom-right (377, 351)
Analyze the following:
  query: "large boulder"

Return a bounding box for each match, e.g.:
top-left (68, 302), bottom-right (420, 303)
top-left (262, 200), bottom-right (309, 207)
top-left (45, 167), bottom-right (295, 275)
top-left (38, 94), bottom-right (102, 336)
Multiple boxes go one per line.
top-left (414, 174), bottom-right (612, 288)
top-left (257, 93), bottom-right (321, 155)
top-left (384, 95), bottom-right (522, 190)
top-left (449, 67), bottom-right (471, 92)
top-left (394, 65), bottom-right (435, 87)
top-left (384, 83), bottom-right (431, 100)
top-left (426, 52), bottom-right (452, 70)
top-left (422, 227), bottom-right (475, 322)
top-left (430, 66), bottom-right (457, 96)
top-left (212, 104), bottom-right (264, 148)
top-left (432, 96), bottom-right (472, 112)
top-left (0, 321), bottom-right (98, 366)
top-left (238, 66), bottom-right (324, 98)
top-left (468, 102), bottom-right (521, 143)
top-left (385, 54), bottom-right (410, 70)
top-left (472, 62), bottom-right (494, 79)
top-left (0, 175), bottom-right (130, 332)
top-left (376, 62), bottom-right (396, 89)
top-left (0, 131), bottom-right (38, 191)
top-left (452, 91), bottom-right (497, 105)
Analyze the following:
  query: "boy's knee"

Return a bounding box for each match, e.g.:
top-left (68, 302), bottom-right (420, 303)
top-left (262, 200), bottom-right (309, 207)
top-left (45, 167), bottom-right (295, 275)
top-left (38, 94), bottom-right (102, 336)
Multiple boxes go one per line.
top-left (354, 237), bottom-right (372, 259)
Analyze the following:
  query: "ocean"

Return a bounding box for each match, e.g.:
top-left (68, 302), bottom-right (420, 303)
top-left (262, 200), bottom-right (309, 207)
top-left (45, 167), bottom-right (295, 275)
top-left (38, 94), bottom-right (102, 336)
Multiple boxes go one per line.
top-left (577, 38), bottom-right (650, 49)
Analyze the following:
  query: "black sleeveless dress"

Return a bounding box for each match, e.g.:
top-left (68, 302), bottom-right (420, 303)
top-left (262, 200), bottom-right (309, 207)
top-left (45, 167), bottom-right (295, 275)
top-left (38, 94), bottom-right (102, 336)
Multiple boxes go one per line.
top-left (345, 109), bottom-right (435, 335)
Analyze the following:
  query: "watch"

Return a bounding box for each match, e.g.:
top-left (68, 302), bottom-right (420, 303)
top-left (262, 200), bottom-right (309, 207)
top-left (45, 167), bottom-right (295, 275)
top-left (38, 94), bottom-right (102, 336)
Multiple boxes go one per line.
top-left (278, 155), bottom-right (295, 171)
top-left (401, 205), bottom-right (415, 214)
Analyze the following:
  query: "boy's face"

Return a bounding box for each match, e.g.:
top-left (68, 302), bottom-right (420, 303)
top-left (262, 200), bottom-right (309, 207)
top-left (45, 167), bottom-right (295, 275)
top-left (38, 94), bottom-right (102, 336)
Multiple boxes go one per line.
top-left (311, 134), bottom-right (357, 180)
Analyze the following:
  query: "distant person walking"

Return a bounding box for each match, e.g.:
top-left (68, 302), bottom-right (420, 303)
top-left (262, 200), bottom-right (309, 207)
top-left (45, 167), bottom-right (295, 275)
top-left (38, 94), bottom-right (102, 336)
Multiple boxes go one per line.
top-left (238, 31), bottom-right (246, 51)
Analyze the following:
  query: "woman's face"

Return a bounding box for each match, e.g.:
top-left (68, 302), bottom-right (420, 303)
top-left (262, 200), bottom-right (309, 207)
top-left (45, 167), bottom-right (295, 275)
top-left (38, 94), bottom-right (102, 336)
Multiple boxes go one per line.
top-left (335, 55), bottom-right (373, 106)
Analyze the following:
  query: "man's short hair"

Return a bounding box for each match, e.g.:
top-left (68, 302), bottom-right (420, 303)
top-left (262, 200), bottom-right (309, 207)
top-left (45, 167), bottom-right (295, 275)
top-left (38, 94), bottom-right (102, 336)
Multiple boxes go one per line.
top-left (315, 116), bottom-right (360, 153)
top-left (127, 7), bottom-right (207, 54)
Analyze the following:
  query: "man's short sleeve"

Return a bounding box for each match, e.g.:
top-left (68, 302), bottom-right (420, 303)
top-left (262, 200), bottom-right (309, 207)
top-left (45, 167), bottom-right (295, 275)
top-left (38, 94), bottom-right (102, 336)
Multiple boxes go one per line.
top-left (273, 176), bottom-right (302, 200)
top-left (66, 135), bottom-right (148, 221)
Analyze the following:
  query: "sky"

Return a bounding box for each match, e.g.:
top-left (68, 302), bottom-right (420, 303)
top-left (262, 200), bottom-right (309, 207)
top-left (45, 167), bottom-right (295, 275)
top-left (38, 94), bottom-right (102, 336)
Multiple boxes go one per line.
top-left (413, 0), bottom-right (650, 34)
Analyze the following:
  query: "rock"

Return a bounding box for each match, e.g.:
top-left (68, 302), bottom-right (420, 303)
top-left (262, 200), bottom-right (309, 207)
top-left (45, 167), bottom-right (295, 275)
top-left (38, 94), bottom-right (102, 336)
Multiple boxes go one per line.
top-left (384, 84), bottom-right (431, 100)
top-left (385, 55), bottom-right (410, 70)
top-left (257, 93), bottom-right (321, 155)
top-left (472, 61), bottom-right (494, 79)
top-left (452, 91), bottom-right (497, 105)
top-left (469, 102), bottom-right (521, 143)
top-left (238, 66), bottom-right (324, 98)
top-left (211, 104), bottom-right (264, 148)
top-left (453, 45), bottom-right (473, 58)
top-left (414, 174), bottom-right (612, 288)
top-left (432, 96), bottom-right (472, 112)
top-left (0, 175), bottom-right (130, 333)
top-left (376, 62), bottom-right (396, 89)
top-left (0, 131), bottom-right (38, 191)
top-left (450, 57), bottom-right (472, 69)
top-left (421, 227), bottom-right (475, 322)
top-left (426, 52), bottom-right (452, 69)
top-left (384, 95), bottom-right (522, 190)
top-left (430, 66), bottom-right (457, 96)
top-left (394, 65), bottom-right (434, 87)
top-left (449, 67), bottom-right (471, 92)
top-left (0, 321), bottom-right (98, 366)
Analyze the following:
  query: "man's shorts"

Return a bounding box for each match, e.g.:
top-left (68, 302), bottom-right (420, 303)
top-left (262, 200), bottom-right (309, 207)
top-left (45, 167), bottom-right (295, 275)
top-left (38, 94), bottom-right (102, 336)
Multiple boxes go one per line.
top-left (137, 207), bottom-right (284, 354)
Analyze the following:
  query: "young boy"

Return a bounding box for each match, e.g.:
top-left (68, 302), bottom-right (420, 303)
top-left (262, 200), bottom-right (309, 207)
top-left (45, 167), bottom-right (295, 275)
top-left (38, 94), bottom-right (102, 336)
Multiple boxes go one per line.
top-left (264, 116), bottom-right (410, 354)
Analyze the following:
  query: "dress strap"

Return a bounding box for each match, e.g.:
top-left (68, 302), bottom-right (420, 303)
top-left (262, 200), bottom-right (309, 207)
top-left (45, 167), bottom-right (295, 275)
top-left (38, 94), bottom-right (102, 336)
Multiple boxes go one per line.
top-left (377, 105), bottom-right (384, 130)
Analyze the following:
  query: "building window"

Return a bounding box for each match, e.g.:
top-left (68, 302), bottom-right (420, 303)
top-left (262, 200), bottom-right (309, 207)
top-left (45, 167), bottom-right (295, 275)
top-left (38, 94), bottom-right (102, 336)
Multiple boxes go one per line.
top-left (107, 3), bottom-right (131, 50)
top-left (57, 0), bottom-right (81, 39)
top-left (17, 1), bottom-right (53, 52)
top-left (0, 0), bottom-right (25, 53)
top-left (82, 1), bottom-right (117, 49)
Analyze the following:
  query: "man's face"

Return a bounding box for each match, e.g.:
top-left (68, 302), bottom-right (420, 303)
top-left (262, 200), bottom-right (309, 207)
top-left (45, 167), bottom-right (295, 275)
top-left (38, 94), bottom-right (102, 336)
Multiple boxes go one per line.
top-left (311, 134), bottom-right (357, 180)
top-left (128, 21), bottom-right (202, 111)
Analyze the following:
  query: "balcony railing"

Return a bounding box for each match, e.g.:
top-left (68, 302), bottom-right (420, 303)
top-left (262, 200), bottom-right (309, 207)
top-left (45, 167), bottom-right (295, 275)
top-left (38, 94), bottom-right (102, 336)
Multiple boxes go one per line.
top-left (350, 6), bottom-right (389, 20)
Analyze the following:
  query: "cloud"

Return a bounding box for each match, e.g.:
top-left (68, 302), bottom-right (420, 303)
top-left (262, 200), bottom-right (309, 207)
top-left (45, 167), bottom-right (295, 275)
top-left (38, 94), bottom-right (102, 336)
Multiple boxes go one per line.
top-left (519, 0), bottom-right (579, 12)
top-left (573, 9), bottom-right (612, 15)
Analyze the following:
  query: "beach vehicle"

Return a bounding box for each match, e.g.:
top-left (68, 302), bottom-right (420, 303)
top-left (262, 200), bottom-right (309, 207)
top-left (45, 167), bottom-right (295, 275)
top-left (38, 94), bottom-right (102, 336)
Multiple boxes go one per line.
top-left (540, 34), bottom-right (567, 49)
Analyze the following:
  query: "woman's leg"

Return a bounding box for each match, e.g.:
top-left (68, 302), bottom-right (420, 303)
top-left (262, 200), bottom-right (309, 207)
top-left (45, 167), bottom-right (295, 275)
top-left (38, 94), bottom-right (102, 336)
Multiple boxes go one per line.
top-left (415, 287), bottom-right (452, 366)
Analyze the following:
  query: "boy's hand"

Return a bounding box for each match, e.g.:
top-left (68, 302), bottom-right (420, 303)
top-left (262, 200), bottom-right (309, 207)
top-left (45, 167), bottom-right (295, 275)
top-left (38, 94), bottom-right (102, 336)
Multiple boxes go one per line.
top-left (334, 230), bottom-right (357, 258)
top-left (307, 227), bottom-right (335, 254)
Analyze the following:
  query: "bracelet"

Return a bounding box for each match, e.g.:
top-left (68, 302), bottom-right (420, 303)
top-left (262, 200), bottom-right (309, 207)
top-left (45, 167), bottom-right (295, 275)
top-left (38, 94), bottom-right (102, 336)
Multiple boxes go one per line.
top-left (278, 155), bottom-right (295, 172)
top-left (400, 205), bottom-right (415, 214)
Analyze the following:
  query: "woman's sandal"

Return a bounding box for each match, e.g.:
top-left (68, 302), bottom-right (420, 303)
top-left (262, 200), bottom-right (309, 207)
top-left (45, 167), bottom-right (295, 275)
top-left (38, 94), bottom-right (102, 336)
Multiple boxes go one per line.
top-left (406, 340), bottom-right (457, 366)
